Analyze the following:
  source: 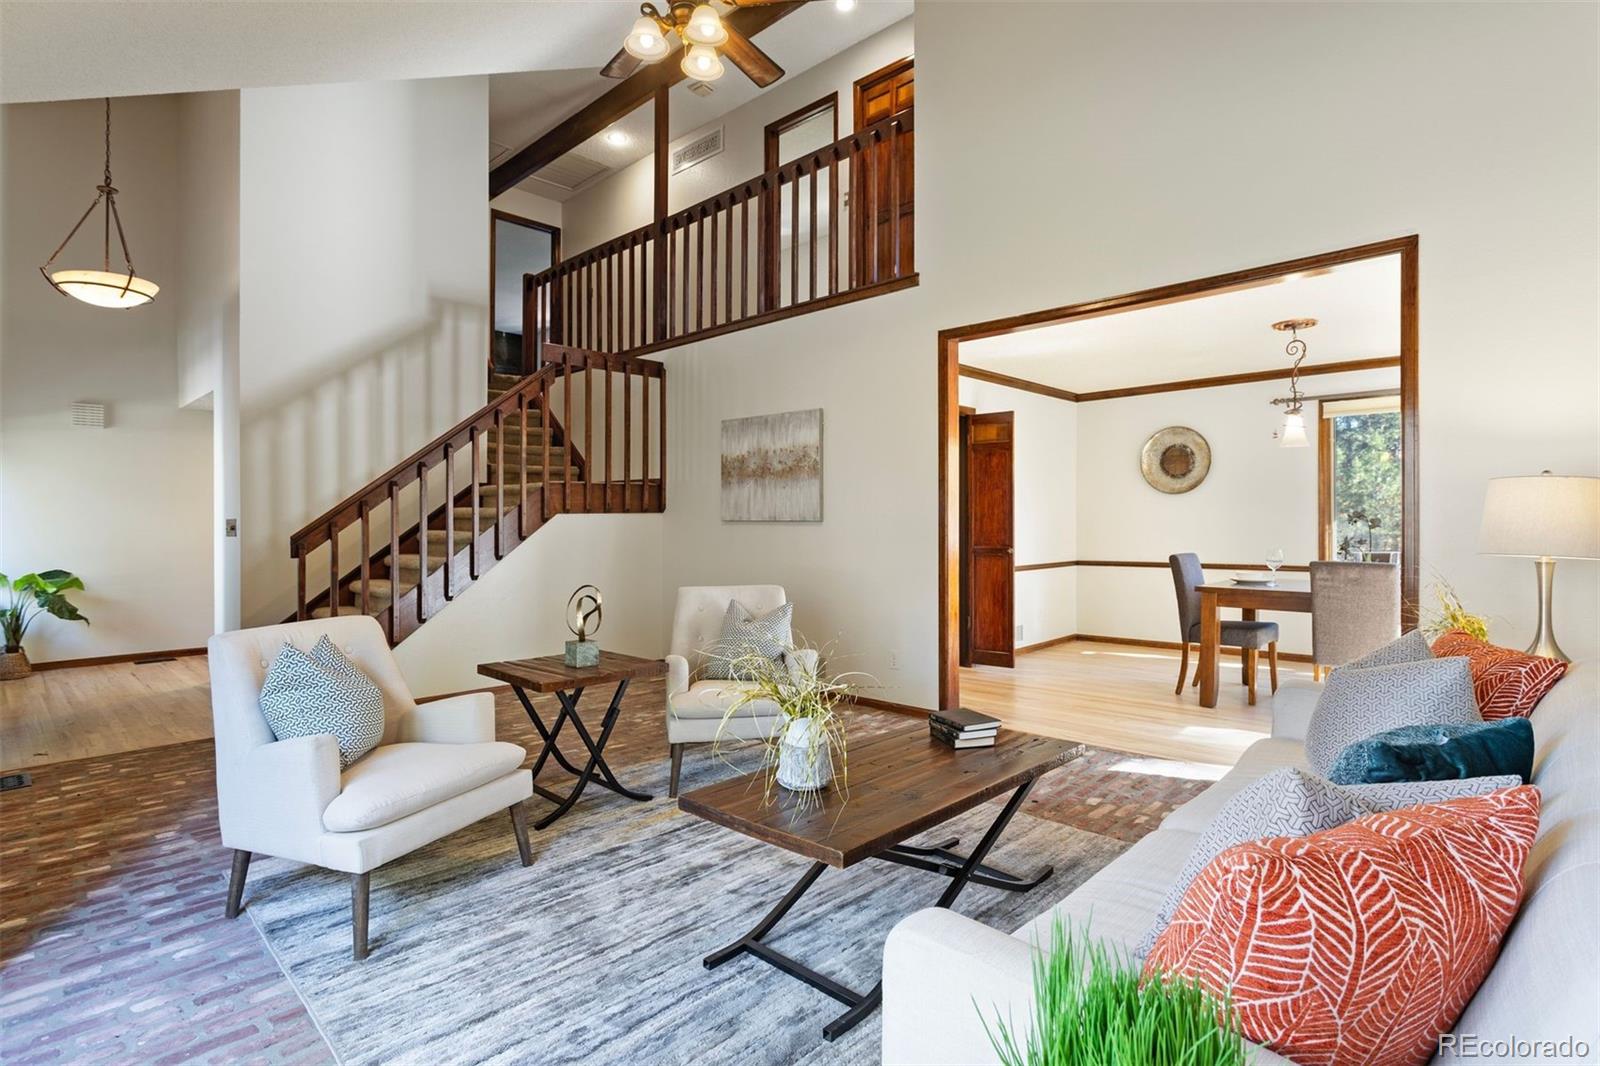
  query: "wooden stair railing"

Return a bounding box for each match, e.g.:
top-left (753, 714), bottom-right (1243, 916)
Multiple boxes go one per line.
top-left (289, 344), bottom-right (666, 645)
top-left (524, 107), bottom-right (914, 368)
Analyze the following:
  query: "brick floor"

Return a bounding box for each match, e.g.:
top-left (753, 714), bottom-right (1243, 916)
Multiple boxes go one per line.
top-left (0, 678), bottom-right (1209, 1062)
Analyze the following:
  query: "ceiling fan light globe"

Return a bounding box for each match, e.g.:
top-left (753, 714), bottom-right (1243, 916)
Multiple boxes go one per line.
top-left (836, 0), bottom-right (857, 11)
top-left (684, 4), bottom-right (728, 46)
top-left (681, 43), bottom-right (725, 82)
top-left (49, 268), bottom-right (159, 308)
top-left (623, 16), bottom-right (669, 60)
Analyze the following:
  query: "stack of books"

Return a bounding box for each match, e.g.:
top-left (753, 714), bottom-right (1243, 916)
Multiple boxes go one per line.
top-left (929, 707), bottom-right (1001, 749)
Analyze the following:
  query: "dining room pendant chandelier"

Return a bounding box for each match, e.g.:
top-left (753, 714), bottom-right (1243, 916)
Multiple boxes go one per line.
top-left (39, 98), bottom-right (160, 309)
top-left (1268, 318), bottom-right (1317, 447)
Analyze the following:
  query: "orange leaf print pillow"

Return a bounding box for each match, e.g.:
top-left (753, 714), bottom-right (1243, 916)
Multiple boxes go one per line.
top-left (1144, 787), bottom-right (1541, 1066)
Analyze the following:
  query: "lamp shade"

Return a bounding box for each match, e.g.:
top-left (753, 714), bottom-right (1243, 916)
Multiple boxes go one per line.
top-left (1479, 473), bottom-right (1600, 560)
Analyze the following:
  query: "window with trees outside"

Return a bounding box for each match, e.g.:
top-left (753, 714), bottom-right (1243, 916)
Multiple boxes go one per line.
top-left (1320, 394), bottom-right (1402, 563)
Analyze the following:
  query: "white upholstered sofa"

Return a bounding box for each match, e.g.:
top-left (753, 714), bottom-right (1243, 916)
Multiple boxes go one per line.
top-left (664, 585), bottom-right (818, 797)
top-left (883, 664), bottom-right (1598, 1064)
top-left (209, 616), bottom-right (533, 959)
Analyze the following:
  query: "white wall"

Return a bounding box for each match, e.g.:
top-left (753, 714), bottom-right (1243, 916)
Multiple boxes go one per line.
top-left (560, 17), bottom-right (915, 256)
top-left (238, 76), bottom-right (492, 627)
top-left (0, 95), bottom-right (213, 661)
top-left (174, 90), bottom-right (242, 633)
top-left (958, 377), bottom-right (1078, 648)
top-left (657, 2), bottom-right (1598, 709)
top-left (491, 186), bottom-right (562, 231)
top-left (1074, 368), bottom-right (1398, 654)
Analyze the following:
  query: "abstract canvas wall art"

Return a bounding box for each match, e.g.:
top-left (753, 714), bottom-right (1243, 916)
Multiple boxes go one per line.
top-left (721, 408), bottom-right (823, 522)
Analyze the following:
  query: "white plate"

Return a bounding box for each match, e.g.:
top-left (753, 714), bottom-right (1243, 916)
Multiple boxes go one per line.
top-left (1231, 574), bottom-right (1278, 587)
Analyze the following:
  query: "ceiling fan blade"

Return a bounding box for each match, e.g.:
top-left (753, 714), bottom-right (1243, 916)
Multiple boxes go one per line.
top-left (720, 25), bottom-right (785, 87)
top-left (600, 48), bottom-right (643, 80)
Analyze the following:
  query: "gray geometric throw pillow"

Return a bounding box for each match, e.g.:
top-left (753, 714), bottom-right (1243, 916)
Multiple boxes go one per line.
top-left (259, 636), bottom-right (385, 769)
top-left (701, 600), bottom-right (794, 681)
top-left (1341, 628), bottom-right (1433, 672)
top-left (1135, 767), bottom-right (1520, 958)
top-left (1304, 656), bottom-right (1481, 775)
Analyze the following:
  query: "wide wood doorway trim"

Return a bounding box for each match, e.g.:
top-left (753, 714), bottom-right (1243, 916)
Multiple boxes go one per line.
top-left (936, 235), bottom-right (1420, 710)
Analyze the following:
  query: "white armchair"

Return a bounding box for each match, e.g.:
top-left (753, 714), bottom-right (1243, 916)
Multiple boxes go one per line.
top-left (665, 585), bottom-right (818, 797)
top-left (208, 616), bottom-right (533, 959)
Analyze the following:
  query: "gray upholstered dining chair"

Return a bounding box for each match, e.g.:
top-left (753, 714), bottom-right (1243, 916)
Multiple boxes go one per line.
top-left (1169, 553), bottom-right (1279, 705)
top-left (1310, 560), bottom-right (1401, 677)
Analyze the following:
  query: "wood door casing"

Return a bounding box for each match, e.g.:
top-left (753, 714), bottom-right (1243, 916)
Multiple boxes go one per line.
top-left (965, 412), bottom-right (1014, 668)
top-left (852, 57), bottom-right (913, 284)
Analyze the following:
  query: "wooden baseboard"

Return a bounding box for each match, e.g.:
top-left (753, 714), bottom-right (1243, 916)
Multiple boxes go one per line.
top-left (30, 647), bottom-right (208, 671)
top-left (850, 694), bottom-right (933, 718)
top-left (1067, 633), bottom-right (1315, 663)
top-left (416, 683), bottom-right (510, 704)
top-left (1017, 633), bottom-right (1077, 654)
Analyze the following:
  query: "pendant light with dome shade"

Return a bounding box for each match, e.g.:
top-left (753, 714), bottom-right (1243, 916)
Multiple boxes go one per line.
top-left (1268, 318), bottom-right (1316, 447)
top-left (39, 98), bottom-right (160, 309)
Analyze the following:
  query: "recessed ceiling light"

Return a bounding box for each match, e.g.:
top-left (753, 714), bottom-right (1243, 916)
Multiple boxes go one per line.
top-left (603, 129), bottom-right (630, 147)
top-left (836, 0), bottom-right (857, 10)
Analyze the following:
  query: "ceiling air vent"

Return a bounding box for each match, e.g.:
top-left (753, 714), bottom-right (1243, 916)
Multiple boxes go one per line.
top-left (672, 127), bottom-right (724, 175)
top-left (70, 401), bottom-right (106, 428)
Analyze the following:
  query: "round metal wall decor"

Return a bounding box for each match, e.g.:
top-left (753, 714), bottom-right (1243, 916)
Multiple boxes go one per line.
top-left (1140, 426), bottom-right (1211, 494)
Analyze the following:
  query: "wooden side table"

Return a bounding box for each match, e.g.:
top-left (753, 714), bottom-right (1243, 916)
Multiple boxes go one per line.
top-left (479, 651), bottom-right (667, 830)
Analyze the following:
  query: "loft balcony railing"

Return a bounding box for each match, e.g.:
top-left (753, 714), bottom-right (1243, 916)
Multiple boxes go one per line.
top-left (522, 106), bottom-right (914, 367)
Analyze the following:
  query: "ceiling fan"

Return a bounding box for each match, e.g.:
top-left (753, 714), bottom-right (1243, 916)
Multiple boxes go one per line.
top-left (601, 1), bottom-right (795, 88)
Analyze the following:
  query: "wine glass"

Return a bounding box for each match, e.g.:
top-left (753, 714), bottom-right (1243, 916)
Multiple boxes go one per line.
top-left (1265, 549), bottom-right (1285, 580)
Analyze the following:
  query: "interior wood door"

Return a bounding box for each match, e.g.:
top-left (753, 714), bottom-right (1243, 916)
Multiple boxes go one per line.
top-left (965, 412), bottom-right (1014, 668)
top-left (852, 57), bottom-right (914, 285)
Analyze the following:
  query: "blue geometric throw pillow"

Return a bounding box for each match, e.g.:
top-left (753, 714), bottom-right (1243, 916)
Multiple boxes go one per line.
top-left (258, 636), bottom-right (385, 769)
top-left (1327, 717), bottom-right (1535, 786)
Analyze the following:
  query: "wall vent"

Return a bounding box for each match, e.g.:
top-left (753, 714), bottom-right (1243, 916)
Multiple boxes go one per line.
top-left (672, 126), bottom-right (724, 175)
top-left (70, 401), bottom-right (106, 428)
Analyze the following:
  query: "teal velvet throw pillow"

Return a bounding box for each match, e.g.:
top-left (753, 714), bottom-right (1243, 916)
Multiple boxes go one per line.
top-left (1328, 717), bottom-right (1534, 786)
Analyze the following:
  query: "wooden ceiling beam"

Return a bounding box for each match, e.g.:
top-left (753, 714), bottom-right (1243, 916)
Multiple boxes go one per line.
top-left (489, 2), bottom-right (802, 199)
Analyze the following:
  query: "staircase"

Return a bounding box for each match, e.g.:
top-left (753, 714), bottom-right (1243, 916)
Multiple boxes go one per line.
top-left (289, 345), bottom-right (665, 644)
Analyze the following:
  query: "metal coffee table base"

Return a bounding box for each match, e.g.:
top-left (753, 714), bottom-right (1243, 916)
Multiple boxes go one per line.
top-left (701, 779), bottom-right (1047, 1041)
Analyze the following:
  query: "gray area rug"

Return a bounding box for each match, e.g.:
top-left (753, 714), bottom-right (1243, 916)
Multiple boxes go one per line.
top-left (244, 758), bottom-right (1128, 1066)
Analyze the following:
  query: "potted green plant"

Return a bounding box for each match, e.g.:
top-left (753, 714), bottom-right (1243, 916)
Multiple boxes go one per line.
top-left (1, 571), bottom-right (91, 680)
top-left (714, 639), bottom-right (863, 812)
top-left (980, 918), bottom-right (1249, 1066)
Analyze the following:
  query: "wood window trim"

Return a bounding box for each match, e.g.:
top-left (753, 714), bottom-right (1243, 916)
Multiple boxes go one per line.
top-left (1317, 390), bottom-right (1402, 562)
top-left (761, 93), bottom-right (838, 306)
top-left (763, 92), bottom-right (839, 170)
top-left (490, 209), bottom-right (561, 369)
top-left (936, 235), bottom-right (1421, 710)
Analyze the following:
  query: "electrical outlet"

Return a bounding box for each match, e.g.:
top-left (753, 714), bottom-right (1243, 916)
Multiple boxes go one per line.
top-left (888, 650), bottom-right (900, 670)
top-left (1015, 624), bottom-right (1025, 641)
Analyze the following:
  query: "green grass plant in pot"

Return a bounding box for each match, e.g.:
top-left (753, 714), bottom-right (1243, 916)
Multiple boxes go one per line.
top-left (1, 571), bottom-right (91, 680)
top-left (980, 917), bottom-right (1249, 1066)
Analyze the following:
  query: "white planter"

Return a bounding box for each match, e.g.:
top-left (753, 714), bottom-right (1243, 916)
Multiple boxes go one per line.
top-left (775, 716), bottom-right (834, 792)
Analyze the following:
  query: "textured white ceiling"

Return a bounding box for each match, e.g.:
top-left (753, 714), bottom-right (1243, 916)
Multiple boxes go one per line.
top-left (1, 1), bottom-right (649, 103)
top-left (959, 255), bottom-right (1402, 393)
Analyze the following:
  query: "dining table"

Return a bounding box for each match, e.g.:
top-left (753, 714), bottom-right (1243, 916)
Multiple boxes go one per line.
top-left (1195, 576), bottom-right (1312, 708)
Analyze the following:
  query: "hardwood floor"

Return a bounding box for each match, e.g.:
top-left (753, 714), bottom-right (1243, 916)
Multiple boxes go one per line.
top-left (958, 639), bottom-right (1314, 771)
top-left (1, 641), bottom-right (1307, 776)
top-left (0, 654), bottom-right (213, 771)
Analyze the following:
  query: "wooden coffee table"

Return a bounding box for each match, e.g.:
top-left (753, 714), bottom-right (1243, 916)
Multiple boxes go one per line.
top-left (679, 722), bottom-right (1084, 1041)
top-left (479, 651), bottom-right (667, 830)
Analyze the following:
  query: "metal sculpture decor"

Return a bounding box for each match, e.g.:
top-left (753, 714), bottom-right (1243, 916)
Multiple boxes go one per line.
top-left (1140, 426), bottom-right (1212, 494)
top-left (564, 585), bottom-right (603, 667)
